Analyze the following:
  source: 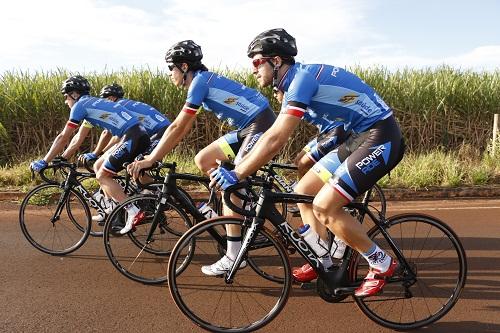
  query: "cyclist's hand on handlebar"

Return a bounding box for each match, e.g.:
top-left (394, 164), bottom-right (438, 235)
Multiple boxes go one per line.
top-left (209, 166), bottom-right (240, 190)
top-left (29, 159), bottom-right (47, 172)
top-left (78, 152), bottom-right (98, 164)
top-left (127, 157), bottom-right (153, 179)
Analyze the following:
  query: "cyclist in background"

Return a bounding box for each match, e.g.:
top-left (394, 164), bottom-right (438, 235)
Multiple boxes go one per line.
top-left (30, 75), bottom-right (150, 230)
top-left (211, 28), bottom-right (405, 298)
top-left (61, 83), bottom-right (171, 222)
top-left (126, 41), bottom-right (276, 262)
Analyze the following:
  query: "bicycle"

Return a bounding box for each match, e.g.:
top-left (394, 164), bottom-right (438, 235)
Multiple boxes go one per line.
top-left (19, 159), bottom-right (140, 255)
top-left (167, 171), bottom-right (467, 332)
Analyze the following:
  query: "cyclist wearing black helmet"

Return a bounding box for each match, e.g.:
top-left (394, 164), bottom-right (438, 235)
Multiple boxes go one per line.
top-left (126, 40), bottom-right (276, 270)
top-left (211, 28), bottom-right (405, 298)
top-left (30, 75), bottom-right (151, 232)
top-left (67, 83), bottom-right (171, 166)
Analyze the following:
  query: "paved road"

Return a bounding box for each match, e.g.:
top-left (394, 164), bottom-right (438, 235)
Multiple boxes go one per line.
top-left (2, 199), bottom-right (500, 333)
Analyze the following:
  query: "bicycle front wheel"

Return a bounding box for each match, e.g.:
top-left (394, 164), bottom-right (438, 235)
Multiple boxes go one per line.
top-left (19, 184), bottom-right (91, 255)
top-left (351, 213), bottom-right (467, 330)
top-left (103, 194), bottom-right (193, 284)
top-left (168, 217), bottom-right (291, 333)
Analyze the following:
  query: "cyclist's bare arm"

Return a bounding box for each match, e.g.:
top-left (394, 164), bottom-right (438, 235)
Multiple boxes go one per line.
top-left (44, 124), bottom-right (78, 162)
top-left (94, 130), bottom-right (114, 155)
top-left (61, 125), bottom-right (91, 159)
top-left (234, 114), bottom-right (301, 178)
top-left (127, 111), bottom-right (196, 178)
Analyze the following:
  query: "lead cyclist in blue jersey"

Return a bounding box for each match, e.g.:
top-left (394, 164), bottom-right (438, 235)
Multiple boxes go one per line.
top-left (30, 75), bottom-right (151, 231)
top-left (126, 40), bottom-right (276, 269)
top-left (211, 28), bottom-right (405, 298)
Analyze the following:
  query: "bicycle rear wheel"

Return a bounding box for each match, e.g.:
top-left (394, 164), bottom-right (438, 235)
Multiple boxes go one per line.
top-left (168, 217), bottom-right (291, 333)
top-left (103, 194), bottom-right (193, 284)
top-left (353, 183), bottom-right (386, 218)
top-left (351, 214), bottom-right (467, 330)
top-left (19, 184), bottom-right (91, 255)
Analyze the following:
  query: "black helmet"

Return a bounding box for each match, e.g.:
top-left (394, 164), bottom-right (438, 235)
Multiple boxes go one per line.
top-left (61, 75), bottom-right (91, 95)
top-left (100, 83), bottom-right (124, 98)
top-left (247, 28), bottom-right (297, 58)
top-left (164, 40), bottom-right (203, 64)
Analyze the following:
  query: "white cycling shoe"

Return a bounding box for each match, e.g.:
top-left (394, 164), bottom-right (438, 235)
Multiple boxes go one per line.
top-left (201, 255), bottom-right (247, 276)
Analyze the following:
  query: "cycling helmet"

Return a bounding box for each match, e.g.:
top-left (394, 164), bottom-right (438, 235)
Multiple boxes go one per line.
top-left (164, 40), bottom-right (203, 64)
top-left (247, 28), bottom-right (297, 58)
top-left (100, 83), bottom-right (124, 98)
top-left (60, 75), bottom-right (91, 95)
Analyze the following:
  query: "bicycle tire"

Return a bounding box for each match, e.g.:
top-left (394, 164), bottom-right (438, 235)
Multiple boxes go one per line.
top-left (351, 213), bottom-right (466, 330)
top-left (19, 183), bottom-right (91, 255)
top-left (103, 194), bottom-right (193, 284)
top-left (168, 217), bottom-right (291, 332)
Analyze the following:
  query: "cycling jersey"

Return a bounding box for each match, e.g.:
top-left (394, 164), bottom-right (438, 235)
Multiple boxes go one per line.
top-left (116, 98), bottom-right (170, 136)
top-left (67, 95), bottom-right (139, 137)
top-left (279, 63), bottom-right (392, 134)
top-left (81, 98), bottom-right (170, 136)
top-left (184, 71), bottom-right (270, 129)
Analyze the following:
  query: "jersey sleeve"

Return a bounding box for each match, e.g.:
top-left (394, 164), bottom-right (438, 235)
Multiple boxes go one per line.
top-left (281, 70), bottom-right (319, 118)
top-left (184, 75), bottom-right (208, 115)
top-left (67, 103), bottom-right (86, 128)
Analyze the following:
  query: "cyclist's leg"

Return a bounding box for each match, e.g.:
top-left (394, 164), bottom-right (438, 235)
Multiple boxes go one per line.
top-left (312, 116), bottom-right (405, 297)
top-left (96, 126), bottom-right (150, 234)
top-left (194, 131), bottom-right (239, 175)
top-left (202, 109), bottom-right (275, 276)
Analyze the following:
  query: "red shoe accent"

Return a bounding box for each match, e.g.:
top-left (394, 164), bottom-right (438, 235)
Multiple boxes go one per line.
top-left (131, 211), bottom-right (146, 231)
top-left (355, 259), bottom-right (399, 298)
top-left (292, 263), bottom-right (318, 283)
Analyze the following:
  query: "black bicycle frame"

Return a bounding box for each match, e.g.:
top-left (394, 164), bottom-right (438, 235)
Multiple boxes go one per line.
top-left (226, 184), bottom-right (415, 289)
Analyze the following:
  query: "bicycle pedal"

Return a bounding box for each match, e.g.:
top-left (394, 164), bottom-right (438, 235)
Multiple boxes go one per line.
top-left (299, 282), bottom-right (316, 290)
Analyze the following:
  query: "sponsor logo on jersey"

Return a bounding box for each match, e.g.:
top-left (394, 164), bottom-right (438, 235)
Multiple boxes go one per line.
top-left (99, 113), bottom-right (111, 120)
top-left (338, 94), bottom-right (358, 104)
top-left (224, 97), bottom-right (238, 105)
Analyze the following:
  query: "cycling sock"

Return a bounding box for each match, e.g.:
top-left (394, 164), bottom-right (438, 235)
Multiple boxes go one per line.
top-left (226, 236), bottom-right (242, 260)
top-left (362, 243), bottom-right (391, 272)
top-left (125, 203), bottom-right (140, 217)
top-left (319, 254), bottom-right (334, 269)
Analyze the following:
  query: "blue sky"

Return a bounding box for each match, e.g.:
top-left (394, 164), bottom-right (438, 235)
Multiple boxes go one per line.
top-left (1, 0), bottom-right (499, 74)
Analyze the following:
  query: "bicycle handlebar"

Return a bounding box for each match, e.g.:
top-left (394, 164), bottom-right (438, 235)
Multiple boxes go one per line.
top-left (38, 159), bottom-right (77, 184)
top-left (222, 181), bottom-right (255, 217)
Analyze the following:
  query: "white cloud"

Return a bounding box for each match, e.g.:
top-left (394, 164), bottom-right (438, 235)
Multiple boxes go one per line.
top-left (0, 0), bottom-right (498, 74)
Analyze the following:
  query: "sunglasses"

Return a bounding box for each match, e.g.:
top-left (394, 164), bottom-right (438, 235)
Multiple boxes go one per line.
top-left (167, 64), bottom-right (176, 71)
top-left (252, 57), bottom-right (273, 69)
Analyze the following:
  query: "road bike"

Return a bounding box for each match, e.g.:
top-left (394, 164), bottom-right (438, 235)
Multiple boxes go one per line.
top-left (167, 170), bottom-right (467, 332)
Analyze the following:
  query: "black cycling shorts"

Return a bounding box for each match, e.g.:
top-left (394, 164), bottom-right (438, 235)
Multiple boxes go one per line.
top-left (103, 124), bottom-right (151, 174)
top-left (312, 115), bottom-right (405, 201)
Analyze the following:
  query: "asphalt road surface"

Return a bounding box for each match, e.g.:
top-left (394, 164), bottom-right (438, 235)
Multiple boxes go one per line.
top-left (2, 199), bottom-right (500, 333)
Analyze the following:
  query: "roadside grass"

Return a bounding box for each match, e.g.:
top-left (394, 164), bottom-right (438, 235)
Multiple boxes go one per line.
top-left (1, 147), bottom-right (498, 192)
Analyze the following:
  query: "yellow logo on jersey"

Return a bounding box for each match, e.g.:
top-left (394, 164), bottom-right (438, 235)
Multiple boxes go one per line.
top-left (338, 94), bottom-right (358, 104)
top-left (224, 97), bottom-right (238, 105)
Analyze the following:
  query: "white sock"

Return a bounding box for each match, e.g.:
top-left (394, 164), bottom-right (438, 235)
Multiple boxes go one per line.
top-left (319, 255), bottom-right (334, 269)
top-left (226, 237), bottom-right (242, 260)
top-left (362, 244), bottom-right (391, 272)
top-left (125, 204), bottom-right (140, 217)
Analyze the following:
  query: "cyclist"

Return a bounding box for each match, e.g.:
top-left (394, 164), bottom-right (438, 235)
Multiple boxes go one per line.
top-left (30, 75), bottom-right (151, 230)
top-left (126, 40), bottom-right (276, 261)
top-left (211, 28), bottom-right (405, 298)
top-left (62, 83), bottom-right (171, 222)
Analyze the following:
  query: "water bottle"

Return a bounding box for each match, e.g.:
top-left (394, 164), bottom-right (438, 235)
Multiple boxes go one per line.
top-left (198, 202), bottom-right (218, 219)
top-left (298, 224), bottom-right (329, 257)
top-left (331, 235), bottom-right (347, 259)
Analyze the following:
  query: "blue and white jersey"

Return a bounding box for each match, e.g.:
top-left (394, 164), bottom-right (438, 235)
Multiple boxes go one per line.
top-left (279, 63), bottom-right (392, 134)
top-left (116, 98), bottom-right (170, 136)
top-left (183, 71), bottom-right (270, 129)
top-left (67, 95), bottom-right (139, 136)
